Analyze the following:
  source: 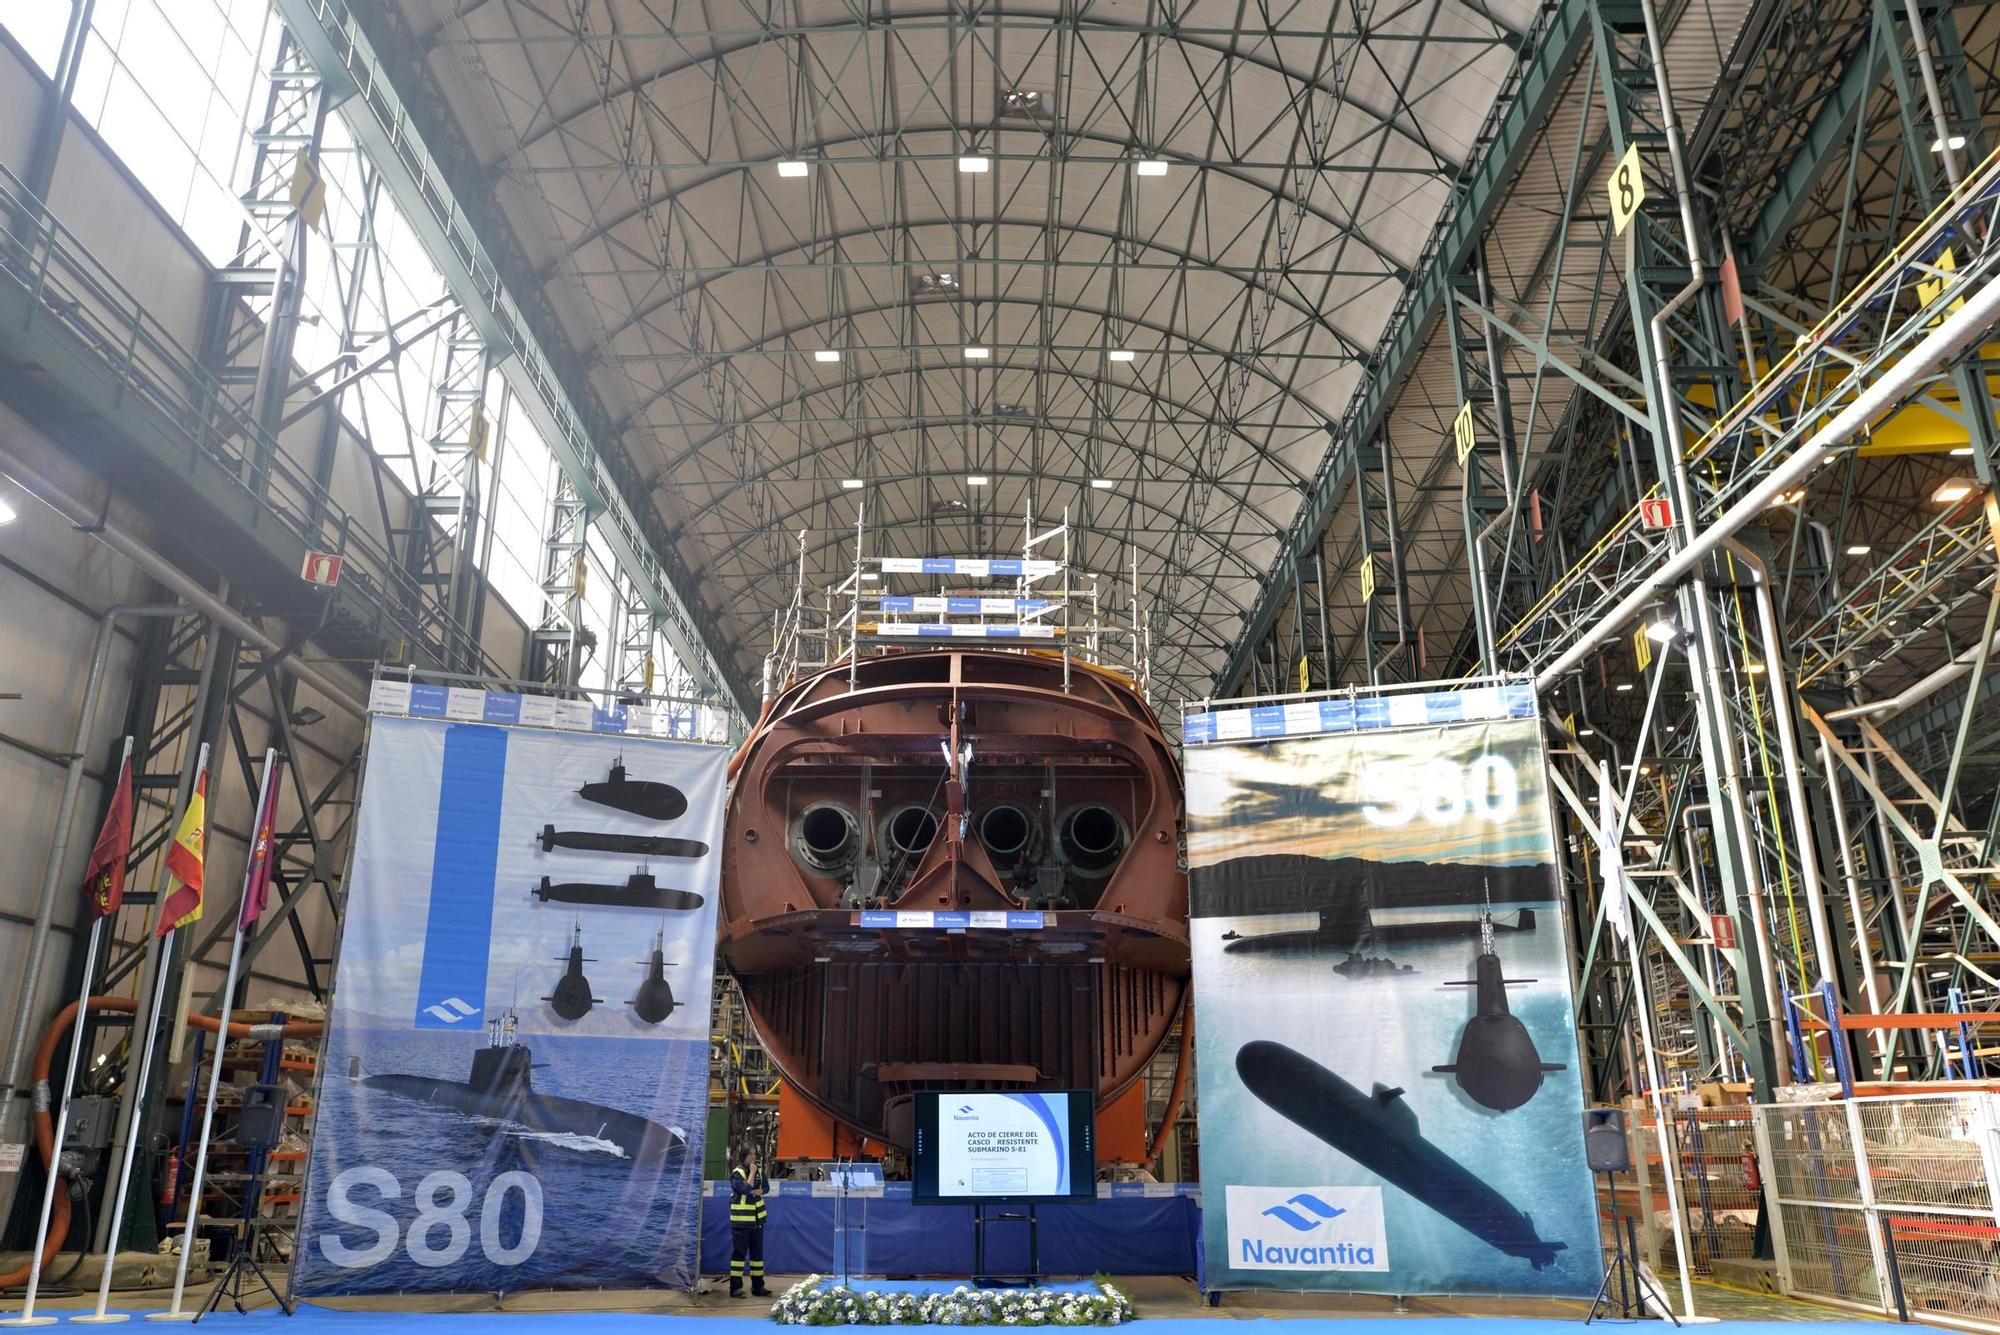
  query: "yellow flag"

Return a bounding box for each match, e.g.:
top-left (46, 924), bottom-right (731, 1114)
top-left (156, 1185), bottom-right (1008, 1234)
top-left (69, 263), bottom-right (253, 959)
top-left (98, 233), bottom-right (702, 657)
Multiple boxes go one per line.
top-left (158, 768), bottom-right (207, 936)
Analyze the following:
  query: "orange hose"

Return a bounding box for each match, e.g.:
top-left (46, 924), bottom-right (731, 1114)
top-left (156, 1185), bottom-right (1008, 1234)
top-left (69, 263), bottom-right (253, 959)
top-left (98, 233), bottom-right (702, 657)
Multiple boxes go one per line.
top-left (1, 996), bottom-right (324, 1291)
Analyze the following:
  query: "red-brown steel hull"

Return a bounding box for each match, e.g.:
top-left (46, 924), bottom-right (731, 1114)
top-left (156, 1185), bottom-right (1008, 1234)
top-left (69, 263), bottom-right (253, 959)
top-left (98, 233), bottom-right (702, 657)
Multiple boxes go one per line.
top-left (721, 650), bottom-right (1189, 1148)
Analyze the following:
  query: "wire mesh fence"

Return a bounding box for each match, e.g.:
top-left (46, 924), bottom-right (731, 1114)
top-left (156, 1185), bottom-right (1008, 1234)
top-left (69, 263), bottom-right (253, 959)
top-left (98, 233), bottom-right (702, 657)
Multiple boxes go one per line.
top-left (1762, 1094), bottom-right (2000, 1331)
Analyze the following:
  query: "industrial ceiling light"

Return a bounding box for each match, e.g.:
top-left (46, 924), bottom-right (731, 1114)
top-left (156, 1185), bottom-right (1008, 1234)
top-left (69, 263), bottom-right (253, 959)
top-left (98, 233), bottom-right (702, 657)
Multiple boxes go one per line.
top-left (963, 346), bottom-right (991, 360)
top-left (1578, 728), bottom-right (1596, 737)
top-left (1745, 661), bottom-right (1768, 675)
top-left (1767, 487), bottom-right (1805, 508)
top-left (1134, 159), bottom-right (1169, 176)
top-left (913, 271), bottom-right (962, 297)
top-left (1644, 619), bottom-right (1679, 644)
top-left (1932, 135), bottom-right (1968, 153)
top-left (994, 401), bottom-right (1031, 417)
top-left (1951, 445), bottom-right (1974, 456)
top-left (777, 160), bottom-right (810, 178)
top-left (1001, 90), bottom-right (1042, 112)
top-left (1107, 349), bottom-right (1135, 362)
top-left (958, 156), bottom-right (990, 173)
top-left (841, 478), bottom-right (865, 490)
top-left (1845, 543), bottom-right (1871, 556)
top-left (1090, 478), bottom-right (1115, 489)
top-left (967, 474), bottom-right (990, 486)
top-left (0, 495), bottom-right (16, 526)
top-left (1934, 479), bottom-right (1975, 503)
top-left (813, 349), bottom-right (841, 363)
top-left (1615, 682), bottom-right (1635, 692)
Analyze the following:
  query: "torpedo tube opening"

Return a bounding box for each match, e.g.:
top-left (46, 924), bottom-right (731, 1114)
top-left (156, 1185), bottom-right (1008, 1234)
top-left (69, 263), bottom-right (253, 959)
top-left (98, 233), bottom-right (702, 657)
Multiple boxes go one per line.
top-left (881, 803), bottom-right (942, 861)
top-left (976, 802), bottom-right (1041, 869)
top-left (1057, 803), bottom-right (1126, 877)
top-left (794, 801), bottom-right (861, 876)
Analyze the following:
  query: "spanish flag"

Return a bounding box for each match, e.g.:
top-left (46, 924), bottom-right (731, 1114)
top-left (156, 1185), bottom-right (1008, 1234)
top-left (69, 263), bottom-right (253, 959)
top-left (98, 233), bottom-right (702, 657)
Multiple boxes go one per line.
top-left (158, 766), bottom-right (208, 936)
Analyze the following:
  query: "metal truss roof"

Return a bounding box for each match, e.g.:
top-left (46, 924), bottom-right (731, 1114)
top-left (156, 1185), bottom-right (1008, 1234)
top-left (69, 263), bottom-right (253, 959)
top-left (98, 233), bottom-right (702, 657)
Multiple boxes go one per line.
top-left (376, 0), bottom-right (1538, 698)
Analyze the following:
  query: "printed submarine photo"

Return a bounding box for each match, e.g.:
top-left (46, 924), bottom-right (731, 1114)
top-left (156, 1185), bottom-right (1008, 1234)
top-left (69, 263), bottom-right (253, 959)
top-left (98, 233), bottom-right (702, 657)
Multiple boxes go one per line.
top-left (1187, 724), bottom-right (1600, 1295)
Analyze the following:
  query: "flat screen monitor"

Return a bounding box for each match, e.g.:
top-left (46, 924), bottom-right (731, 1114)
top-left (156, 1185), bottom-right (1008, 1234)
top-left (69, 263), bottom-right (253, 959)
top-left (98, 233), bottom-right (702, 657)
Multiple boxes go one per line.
top-left (911, 1090), bottom-right (1095, 1203)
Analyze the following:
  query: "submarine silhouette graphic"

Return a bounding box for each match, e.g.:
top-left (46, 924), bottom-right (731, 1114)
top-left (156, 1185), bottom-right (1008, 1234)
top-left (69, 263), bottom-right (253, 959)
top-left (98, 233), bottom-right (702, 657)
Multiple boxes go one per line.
top-left (1432, 914), bottom-right (1565, 1112)
top-left (1222, 908), bottom-right (1534, 955)
top-left (1236, 1040), bottom-right (1566, 1270)
top-left (356, 1011), bottom-right (685, 1161)
top-left (545, 923), bottom-right (602, 1020)
top-left (631, 929), bottom-right (679, 1024)
top-left (534, 869), bottom-right (705, 912)
top-left (538, 824), bottom-right (708, 859)
top-left (579, 760), bottom-right (686, 821)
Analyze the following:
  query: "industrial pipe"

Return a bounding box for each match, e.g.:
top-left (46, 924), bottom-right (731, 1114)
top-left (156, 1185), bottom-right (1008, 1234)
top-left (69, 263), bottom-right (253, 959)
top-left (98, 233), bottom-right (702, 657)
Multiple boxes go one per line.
top-left (1827, 625), bottom-right (2000, 722)
top-left (1723, 540), bottom-right (1841, 994)
top-left (0, 401), bottom-right (369, 719)
top-left (0, 606), bottom-right (182, 1135)
top-left (0, 996), bottom-right (324, 1292)
top-left (1535, 267), bottom-right (2000, 693)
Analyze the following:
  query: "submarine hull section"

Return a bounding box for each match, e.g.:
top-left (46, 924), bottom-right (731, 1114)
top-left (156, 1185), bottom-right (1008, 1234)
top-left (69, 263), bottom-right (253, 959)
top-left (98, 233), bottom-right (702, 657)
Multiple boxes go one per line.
top-left (722, 649), bottom-right (1188, 1147)
top-left (361, 1075), bottom-right (684, 1162)
top-left (1235, 1040), bottom-right (1564, 1269)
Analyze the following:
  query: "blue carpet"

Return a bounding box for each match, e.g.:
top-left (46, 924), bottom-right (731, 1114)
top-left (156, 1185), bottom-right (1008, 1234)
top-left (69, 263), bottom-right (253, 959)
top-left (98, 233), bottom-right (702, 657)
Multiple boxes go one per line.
top-left (30, 1309), bottom-right (1891, 1335)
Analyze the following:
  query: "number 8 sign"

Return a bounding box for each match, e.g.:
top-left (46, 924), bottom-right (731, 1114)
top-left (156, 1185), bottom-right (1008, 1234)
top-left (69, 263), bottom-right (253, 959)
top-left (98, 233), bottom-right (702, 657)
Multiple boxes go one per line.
top-left (1607, 142), bottom-right (1646, 237)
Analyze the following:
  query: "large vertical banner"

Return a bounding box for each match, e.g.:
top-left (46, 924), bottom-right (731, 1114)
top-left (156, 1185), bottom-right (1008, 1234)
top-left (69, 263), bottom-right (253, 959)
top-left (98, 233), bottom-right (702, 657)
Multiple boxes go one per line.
top-left (295, 713), bottom-right (726, 1294)
top-left (1186, 692), bottom-right (1601, 1296)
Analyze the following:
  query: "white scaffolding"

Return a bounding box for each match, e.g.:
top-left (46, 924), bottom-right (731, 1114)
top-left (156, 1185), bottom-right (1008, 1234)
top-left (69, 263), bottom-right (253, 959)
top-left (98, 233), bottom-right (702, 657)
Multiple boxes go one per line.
top-left (763, 502), bottom-right (1153, 703)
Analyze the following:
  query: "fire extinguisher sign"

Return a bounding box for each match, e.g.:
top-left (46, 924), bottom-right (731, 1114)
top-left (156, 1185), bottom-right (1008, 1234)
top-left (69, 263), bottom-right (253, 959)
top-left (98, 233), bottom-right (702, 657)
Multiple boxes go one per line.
top-left (301, 551), bottom-right (344, 588)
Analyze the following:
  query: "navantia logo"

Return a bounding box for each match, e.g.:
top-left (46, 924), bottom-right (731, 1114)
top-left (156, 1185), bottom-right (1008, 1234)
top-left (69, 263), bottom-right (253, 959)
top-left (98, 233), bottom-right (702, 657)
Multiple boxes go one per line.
top-left (952, 1104), bottom-right (978, 1121)
top-left (1260, 1192), bottom-right (1346, 1231)
top-left (1225, 1185), bottom-right (1389, 1273)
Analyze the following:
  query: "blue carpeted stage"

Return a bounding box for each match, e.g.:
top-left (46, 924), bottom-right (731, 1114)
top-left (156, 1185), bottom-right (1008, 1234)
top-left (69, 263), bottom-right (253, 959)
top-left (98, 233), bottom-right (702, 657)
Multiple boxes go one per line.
top-left (698, 1182), bottom-right (1202, 1277)
top-left (47, 1306), bottom-right (1893, 1335)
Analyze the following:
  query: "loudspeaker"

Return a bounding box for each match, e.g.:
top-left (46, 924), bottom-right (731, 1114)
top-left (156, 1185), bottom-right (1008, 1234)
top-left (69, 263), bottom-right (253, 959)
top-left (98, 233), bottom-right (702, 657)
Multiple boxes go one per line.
top-left (236, 1082), bottom-right (286, 1152)
top-left (1585, 1108), bottom-right (1630, 1172)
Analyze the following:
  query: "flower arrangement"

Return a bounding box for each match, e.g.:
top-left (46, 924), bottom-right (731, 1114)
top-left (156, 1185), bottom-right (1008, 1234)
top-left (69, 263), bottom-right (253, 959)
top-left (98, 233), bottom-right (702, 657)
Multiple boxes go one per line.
top-left (767, 1275), bottom-right (1135, 1326)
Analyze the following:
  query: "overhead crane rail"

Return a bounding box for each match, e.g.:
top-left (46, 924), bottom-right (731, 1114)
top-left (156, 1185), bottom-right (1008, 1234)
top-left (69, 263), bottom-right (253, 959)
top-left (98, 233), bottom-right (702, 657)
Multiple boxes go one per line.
top-left (0, 165), bottom-right (500, 678)
top-left (1496, 147), bottom-right (2000, 678)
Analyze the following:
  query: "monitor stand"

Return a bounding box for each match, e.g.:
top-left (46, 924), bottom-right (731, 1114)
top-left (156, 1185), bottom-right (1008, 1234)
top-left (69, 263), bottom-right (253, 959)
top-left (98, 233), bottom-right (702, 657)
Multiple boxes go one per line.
top-left (970, 1202), bottom-right (1039, 1288)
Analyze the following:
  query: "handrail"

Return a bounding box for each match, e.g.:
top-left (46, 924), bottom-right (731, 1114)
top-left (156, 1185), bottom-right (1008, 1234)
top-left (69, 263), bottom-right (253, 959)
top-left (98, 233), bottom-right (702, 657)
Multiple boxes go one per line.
top-left (0, 165), bottom-right (502, 678)
top-left (1494, 144), bottom-right (2000, 675)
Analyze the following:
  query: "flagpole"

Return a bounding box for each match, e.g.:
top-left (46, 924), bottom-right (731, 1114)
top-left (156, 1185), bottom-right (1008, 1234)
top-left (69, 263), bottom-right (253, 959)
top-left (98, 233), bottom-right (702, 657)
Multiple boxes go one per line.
top-left (5, 735), bottom-right (133, 1328)
top-left (76, 740), bottom-right (206, 1326)
top-left (72, 923), bottom-right (177, 1326)
top-left (149, 747), bottom-right (275, 1322)
top-left (0, 917), bottom-right (104, 1328)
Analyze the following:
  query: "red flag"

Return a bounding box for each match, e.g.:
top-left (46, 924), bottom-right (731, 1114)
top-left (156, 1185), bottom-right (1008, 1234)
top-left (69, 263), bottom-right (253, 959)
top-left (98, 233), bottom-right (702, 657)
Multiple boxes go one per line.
top-left (240, 762), bottom-right (279, 933)
top-left (158, 768), bottom-right (207, 937)
top-left (82, 754), bottom-right (134, 919)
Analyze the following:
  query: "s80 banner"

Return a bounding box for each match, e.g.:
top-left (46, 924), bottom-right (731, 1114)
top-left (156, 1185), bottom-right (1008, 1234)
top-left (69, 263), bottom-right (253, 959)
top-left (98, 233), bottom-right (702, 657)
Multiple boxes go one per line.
top-left (1185, 697), bottom-right (1601, 1296)
top-left (294, 715), bottom-right (726, 1294)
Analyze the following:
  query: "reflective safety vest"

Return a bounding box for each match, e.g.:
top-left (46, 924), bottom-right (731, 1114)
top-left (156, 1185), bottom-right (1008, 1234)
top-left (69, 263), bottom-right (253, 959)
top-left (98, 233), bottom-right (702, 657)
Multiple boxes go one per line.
top-left (730, 1166), bottom-right (768, 1225)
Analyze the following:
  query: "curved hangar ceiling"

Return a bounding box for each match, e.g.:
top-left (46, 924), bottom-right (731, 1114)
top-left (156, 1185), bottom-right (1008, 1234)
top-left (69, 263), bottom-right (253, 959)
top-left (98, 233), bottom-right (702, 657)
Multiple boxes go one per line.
top-left (391, 0), bottom-right (1536, 698)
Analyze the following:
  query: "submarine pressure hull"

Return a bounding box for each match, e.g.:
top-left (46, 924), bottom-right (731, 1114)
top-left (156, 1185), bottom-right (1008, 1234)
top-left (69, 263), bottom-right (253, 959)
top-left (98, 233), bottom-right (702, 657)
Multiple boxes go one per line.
top-left (1235, 1040), bottom-right (1564, 1269)
top-left (361, 1075), bottom-right (684, 1162)
top-left (721, 649), bottom-right (1189, 1148)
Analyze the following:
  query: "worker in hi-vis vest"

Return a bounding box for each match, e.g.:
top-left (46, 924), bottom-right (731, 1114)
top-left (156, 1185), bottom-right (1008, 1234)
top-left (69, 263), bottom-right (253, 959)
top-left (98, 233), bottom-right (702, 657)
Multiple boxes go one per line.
top-left (729, 1142), bottom-right (770, 1297)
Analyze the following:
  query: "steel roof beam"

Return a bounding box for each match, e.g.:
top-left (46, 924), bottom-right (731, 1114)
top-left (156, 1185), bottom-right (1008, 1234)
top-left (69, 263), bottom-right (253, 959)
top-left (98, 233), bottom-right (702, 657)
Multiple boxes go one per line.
top-left (274, 0), bottom-right (752, 715)
top-left (1215, 0), bottom-right (1593, 695)
top-left (1747, 20), bottom-right (1885, 259)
